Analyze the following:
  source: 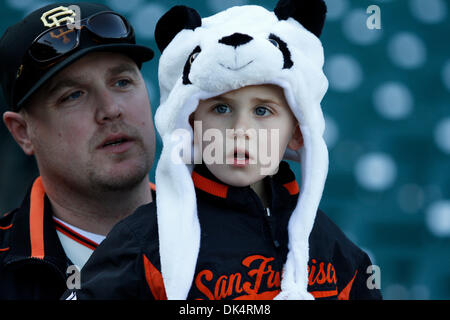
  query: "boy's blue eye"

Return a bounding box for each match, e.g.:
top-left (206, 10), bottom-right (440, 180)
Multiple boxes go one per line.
top-left (255, 106), bottom-right (271, 116)
top-left (214, 104), bottom-right (231, 114)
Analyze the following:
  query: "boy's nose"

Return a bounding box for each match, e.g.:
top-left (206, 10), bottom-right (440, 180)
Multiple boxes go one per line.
top-left (218, 33), bottom-right (253, 48)
top-left (229, 115), bottom-right (252, 138)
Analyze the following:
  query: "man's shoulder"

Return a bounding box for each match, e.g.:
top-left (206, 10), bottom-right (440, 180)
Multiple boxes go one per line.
top-left (0, 186), bottom-right (32, 255)
top-left (0, 208), bottom-right (16, 226)
top-left (0, 206), bottom-right (25, 256)
top-left (0, 209), bottom-right (17, 261)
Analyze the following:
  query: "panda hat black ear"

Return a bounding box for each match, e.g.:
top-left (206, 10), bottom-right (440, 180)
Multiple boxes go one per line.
top-left (155, 5), bottom-right (202, 53)
top-left (274, 0), bottom-right (327, 38)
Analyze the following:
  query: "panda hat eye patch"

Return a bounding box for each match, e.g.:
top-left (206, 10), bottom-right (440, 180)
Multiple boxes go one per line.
top-left (268, 34), bottom-right (293, 69)
top-left (183, 46), bottom-right (201, 85)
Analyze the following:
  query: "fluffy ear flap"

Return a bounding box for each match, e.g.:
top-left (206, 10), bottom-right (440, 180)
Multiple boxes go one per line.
top-left (274, 0), bottom-right (327, 38)
top-left (155, 5), bottom-right (202, 53)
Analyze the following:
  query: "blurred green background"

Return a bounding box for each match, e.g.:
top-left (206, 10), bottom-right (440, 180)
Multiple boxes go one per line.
top-left (0, 0), bottom-right (449, 299)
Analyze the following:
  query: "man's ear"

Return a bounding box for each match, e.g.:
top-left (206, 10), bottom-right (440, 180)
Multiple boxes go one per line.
top-left (288, 123), bottom-right (303, 150)
top-left (3, 111), bottom-right (34, 155)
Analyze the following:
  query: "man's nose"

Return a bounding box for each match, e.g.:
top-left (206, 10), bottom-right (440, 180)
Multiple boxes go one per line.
top-left (95, 90), bottom-right (122, 123)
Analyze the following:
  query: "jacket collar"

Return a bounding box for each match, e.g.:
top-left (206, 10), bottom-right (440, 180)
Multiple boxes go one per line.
top-left (4, 177), bottom-right (68, 271)
top-left (192, 161), bottom-right (299, 211)
top-left (5, 177), bottom-right (156, 264)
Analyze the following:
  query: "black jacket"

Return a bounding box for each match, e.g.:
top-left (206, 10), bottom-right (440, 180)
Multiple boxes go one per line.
top-left (0, 177), bottom-right (71, 300)
top-left (68, 162), bottom-right (381, 300)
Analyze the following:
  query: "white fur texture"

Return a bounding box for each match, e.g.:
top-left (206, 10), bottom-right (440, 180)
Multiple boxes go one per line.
top-left (155, 5), bottom-right (329, 300)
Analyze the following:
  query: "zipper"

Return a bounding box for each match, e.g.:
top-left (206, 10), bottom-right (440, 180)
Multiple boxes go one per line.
top-left (247, 188), bottom-right (280, 249)
top-left (265, 208), bottom-right (281, 249)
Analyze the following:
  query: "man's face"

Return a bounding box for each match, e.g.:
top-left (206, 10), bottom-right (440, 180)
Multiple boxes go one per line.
top-left (25, 52), bottom-right (155, 194)
top-left (193, 84), bottom-right (300, 187)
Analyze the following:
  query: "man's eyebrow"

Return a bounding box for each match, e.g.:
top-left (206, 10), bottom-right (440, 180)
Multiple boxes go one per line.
top-left (44, 76), bottom-right (85, 96)
top-left (43, 63), bottom-right (139, 96)
top-left (106, 63), bottom-right (139, 78)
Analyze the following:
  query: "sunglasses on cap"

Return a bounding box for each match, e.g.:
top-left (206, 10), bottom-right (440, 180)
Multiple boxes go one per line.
top-left (28, 11), bottom-right (133, 63)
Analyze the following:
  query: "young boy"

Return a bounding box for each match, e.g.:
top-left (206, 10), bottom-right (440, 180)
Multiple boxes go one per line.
top-left (66, 0), bottom-right (382, 300)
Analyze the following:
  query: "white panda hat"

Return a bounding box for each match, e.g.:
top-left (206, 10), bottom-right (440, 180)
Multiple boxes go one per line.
top-left (154, 0), bottom-right (329, 300)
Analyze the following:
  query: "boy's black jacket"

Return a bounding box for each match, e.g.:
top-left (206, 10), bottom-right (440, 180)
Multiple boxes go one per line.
top-left (67, 162), bottom-right (382, 300)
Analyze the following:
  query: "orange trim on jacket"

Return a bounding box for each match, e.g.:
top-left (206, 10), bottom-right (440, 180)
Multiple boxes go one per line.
top-left (29, 177), bottom-right (45, 259)
top-left (0, 224), bottom-right (13, 230)
top-left (310, 289), bottom-right (338, 298)
top-left (192, 171), bottom-right (228, 198)
top-left (192, 169), bottom-right (299, 199)
top-left (143, 254), bottom-right (167, 300)
top-left (283, 180), bottom-right (299, 195)
top-left (338, 270), bottom-right (358, 300)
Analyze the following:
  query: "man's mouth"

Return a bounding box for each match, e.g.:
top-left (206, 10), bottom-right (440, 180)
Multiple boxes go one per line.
top-left (98, 134), bottom-right (134, 153)
top-left (102, 138), bottom-right (128, 147)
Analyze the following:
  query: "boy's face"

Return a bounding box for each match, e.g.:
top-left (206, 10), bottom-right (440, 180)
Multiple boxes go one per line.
top-left (192, 84), bottom-right (302, 187)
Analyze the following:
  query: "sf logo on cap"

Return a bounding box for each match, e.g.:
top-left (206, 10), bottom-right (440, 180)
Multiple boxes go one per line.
top-left (40, 5), bottom-right (78, 28)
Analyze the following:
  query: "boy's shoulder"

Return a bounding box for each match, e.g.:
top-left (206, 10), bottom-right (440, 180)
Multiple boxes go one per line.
top-left (309, 210), bottom-right (382, 300)
top-left (310, 209), bottom-right (368, 265)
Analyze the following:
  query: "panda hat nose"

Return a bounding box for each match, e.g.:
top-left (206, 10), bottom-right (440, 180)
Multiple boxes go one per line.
top-left (219, 33), bottom-right (253, 48)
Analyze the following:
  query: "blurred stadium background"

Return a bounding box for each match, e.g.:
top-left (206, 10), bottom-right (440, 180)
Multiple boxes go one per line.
top-left (0, 0), bottom-right (449, 299)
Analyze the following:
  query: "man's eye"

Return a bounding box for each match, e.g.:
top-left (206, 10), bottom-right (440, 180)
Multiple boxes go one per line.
top-left (255, 106), bottom-right (272, 116)
top-left (115, 79), bottom-right (131, 87)
top-left (213, 104), bottom-right (231, 114)
top-left (61, 90), bottom-right (83, 102)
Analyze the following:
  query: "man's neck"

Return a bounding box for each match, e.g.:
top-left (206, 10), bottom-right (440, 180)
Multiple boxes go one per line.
top-left (42, 177), bottom-right (153, 236)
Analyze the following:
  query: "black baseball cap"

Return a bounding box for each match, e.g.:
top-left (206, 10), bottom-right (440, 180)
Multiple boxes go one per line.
top-left (0, 2), bottom-right (154, 111)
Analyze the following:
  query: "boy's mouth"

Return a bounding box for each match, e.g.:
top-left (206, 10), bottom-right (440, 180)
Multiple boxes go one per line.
top-left (231, 149), bottom-right (250, 166)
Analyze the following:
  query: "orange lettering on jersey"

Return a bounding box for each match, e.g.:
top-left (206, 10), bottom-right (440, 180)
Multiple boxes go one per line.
top-left (308, 259), bottom-right (337, 286)
top-left (195, 256), bottom-right (338, 300)
top-left (194, 254), bottom-right (281, 300)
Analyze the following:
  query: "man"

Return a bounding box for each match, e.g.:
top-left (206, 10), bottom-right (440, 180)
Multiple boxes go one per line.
top-left (0, 2), bottom-right (156, 299)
